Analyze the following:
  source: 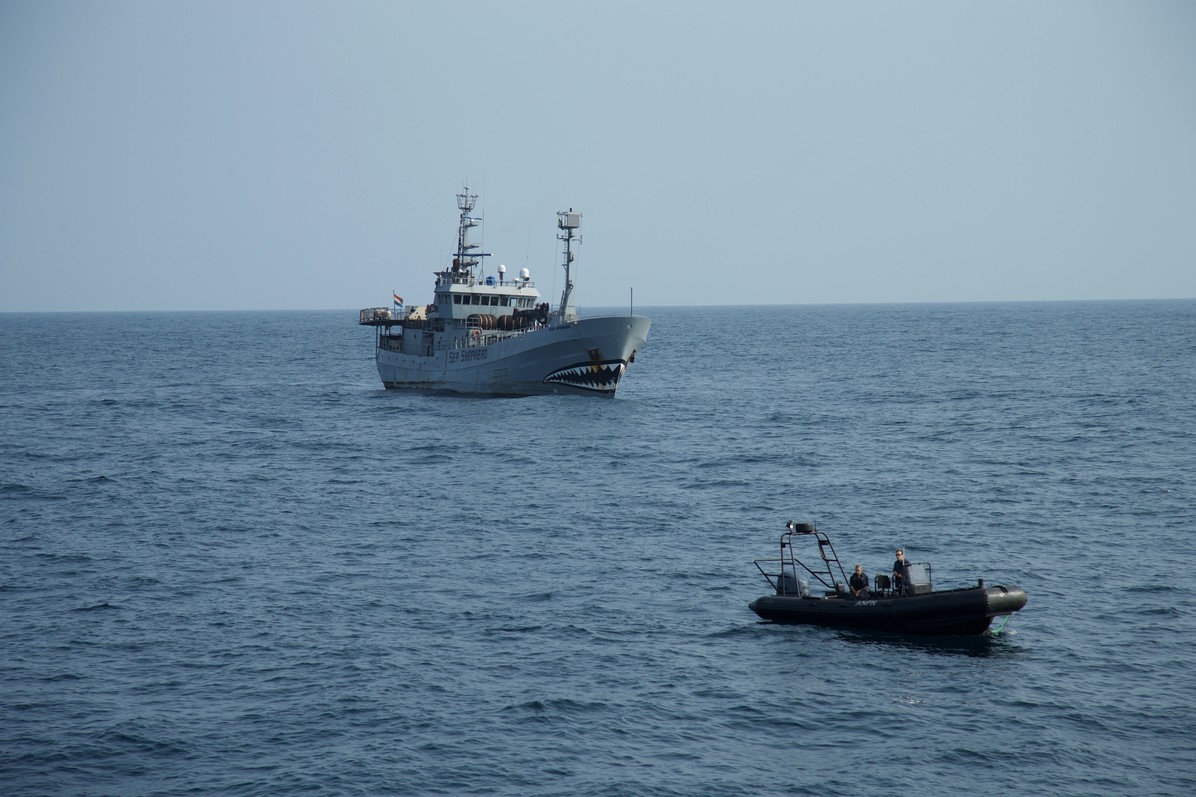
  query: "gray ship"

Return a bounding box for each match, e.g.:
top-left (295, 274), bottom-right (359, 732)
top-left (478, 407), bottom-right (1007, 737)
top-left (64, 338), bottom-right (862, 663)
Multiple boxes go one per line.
top-left (358, 187), bottom-right (650, 397)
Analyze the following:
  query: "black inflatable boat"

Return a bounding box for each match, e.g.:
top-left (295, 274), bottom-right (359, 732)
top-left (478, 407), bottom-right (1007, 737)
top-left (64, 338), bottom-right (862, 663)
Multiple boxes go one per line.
top-left (749, 520), bottom-right (1028, 636)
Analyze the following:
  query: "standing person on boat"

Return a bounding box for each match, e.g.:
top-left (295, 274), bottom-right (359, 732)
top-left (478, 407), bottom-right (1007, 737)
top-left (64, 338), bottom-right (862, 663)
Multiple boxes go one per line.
top-left (892, 549), bottom-right (909, 595)
top-left (849, 564), bottom-right (870, 598)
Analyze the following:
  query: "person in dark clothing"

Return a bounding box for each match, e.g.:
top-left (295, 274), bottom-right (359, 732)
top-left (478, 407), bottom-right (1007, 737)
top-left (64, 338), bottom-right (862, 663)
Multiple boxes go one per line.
top-left (892, 549), bottom-right (908, 595)
top-left (849, 564), bottom-right (870, 598)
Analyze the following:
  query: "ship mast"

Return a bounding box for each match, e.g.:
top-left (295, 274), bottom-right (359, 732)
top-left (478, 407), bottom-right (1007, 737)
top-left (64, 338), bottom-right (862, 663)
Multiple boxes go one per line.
top-left (557, 209), bottom-right (581, 321)
top-left (452, 187), bottom-right (485, 278)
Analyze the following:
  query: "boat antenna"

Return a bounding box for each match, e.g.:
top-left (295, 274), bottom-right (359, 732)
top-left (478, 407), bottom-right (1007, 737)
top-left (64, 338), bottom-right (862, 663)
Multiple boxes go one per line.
top-left (557, 208), bottom-right (581, 321)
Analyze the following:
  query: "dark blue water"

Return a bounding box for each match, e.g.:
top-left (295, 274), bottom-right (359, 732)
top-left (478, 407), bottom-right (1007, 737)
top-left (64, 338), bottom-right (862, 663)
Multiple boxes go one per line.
top-left (3, 302), bottom-right (1194, 796)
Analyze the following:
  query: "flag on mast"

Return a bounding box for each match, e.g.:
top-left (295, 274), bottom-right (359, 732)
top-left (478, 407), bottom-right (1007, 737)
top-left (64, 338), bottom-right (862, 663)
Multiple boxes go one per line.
top-left (393, 291), bottom-right (403, 308)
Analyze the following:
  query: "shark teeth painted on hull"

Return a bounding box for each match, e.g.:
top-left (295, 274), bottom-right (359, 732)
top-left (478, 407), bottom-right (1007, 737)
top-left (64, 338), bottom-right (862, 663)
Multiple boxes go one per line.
top-left (543, 360), bottom-right (627, 392)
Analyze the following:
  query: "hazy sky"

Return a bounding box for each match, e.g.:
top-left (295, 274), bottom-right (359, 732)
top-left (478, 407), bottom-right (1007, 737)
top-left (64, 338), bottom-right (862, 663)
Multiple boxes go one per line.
top-left (3, 0), bottom-right (1194, 312)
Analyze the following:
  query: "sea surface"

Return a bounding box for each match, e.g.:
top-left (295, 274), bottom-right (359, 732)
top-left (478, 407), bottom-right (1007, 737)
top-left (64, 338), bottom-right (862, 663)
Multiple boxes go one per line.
top-left (2, 301), bottom-right (1195, 796)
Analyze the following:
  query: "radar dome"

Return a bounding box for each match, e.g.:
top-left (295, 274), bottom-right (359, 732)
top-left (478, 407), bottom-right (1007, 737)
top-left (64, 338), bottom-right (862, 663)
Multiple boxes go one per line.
top-left (519, 267), bottom-right (530, 281)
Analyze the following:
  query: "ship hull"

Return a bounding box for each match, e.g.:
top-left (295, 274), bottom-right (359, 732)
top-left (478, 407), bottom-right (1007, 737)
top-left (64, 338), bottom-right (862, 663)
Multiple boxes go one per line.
top-left (748, 585), bottom-right (1028, 636)
top-left (376, 314), bottom-right (650, 397)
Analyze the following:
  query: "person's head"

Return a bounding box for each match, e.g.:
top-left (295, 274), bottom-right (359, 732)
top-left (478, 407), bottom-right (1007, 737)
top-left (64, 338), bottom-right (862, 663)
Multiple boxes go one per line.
top-left (854, 564), bottom-right (863, 573)
top-left (896, 549), bottom-right (904, 558)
